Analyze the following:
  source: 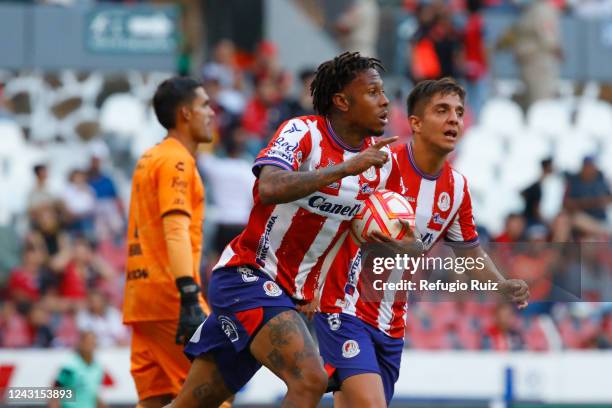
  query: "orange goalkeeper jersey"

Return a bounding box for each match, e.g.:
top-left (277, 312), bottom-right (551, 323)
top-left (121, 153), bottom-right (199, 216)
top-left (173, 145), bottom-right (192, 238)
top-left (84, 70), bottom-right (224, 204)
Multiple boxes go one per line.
top-left (123, 137), bottom-right (208, 323)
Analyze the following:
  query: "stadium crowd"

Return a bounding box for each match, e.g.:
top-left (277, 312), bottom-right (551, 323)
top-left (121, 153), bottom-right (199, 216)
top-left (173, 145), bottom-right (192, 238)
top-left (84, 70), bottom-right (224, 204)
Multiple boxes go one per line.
top-left (0, 0), bottom-right (611, 352)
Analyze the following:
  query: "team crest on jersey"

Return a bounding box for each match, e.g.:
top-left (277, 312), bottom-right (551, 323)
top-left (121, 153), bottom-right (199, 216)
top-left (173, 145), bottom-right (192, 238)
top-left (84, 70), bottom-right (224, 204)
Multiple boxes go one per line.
top-left (263, 281), bottom-right (282, 297)
top-left (327, 313), bottom-right (342, 331)
top-left (342, 340), bottom-right (360, 358)
top-left (218, 315), bottom-right (240, 343)
top-left (362, 166), bottom-right (377, 181)
top-left (437, 192), bottom-right (451, 212)
top-left (239, 266), bottom-right (259, 283)
top-left (296, 151), bottom-right (303, 165)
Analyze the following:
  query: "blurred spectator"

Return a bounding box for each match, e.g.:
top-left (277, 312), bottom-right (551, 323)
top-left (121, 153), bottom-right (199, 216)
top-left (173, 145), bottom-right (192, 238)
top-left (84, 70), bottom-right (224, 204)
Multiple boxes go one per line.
top-left (0, 81), bottom-right (12, 119)
top-left (61, 169), bottom-right (96, 238)
top-left (462, 0), bottom-right (489, 119)
top-left (275, 68), bottom-right (316, 123)
top-left (202, 57), bottom-right (246, 116)
top-left (431, 8), bottom-right (463, 79)
top-left (86, 141), bottom-right (125, 242)
top-left (241, 75), bottom-right (279, 155)
top-left (481, 302), bottom-right (524, 350)
top-left (27, 302), bottom-right (54, 347)
top-left (0, 301), bottom-right (30, 347)
top-left (27, 164), bottom-right (58, 215)
top-left (200, 127), bottom-right (255, 258)
top-left (76, 290), bottom-right (128, 347)
top-left (335, 0), bottom-right (380, 57)
top-left (564, 156), bottom-right (612, 239)
top-left (522, 158), bottom-right (564, 226)
top-left (56, 237), bottom-right (115, 306)
top-left (409, 3), bottom-right (442, 82)
top-left (250, 41), bottom-right (289, 87)
top-left (388, 89), bottom-right (413, 143)
top-left (50, 331), bottom-right (106, 408)
top-left (496, 0), bottom-right (562, 106)
top-left (494, 212), bottom-right (526, 242)
top-left (7, 243), bottom-right (55, 313)
top-left (30, 206), bottom-right (71, 261)
top-left (596, 312), bottom-right (612, 349)
top-left (508, 225), bottom-right (556, 305)
top-left (206, 39), bottom-right (245, 92)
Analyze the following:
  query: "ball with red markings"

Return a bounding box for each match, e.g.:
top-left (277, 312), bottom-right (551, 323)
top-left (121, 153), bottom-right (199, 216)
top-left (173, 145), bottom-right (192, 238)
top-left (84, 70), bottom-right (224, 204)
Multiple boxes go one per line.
top-left (350, 190), bottom-right (415, 244)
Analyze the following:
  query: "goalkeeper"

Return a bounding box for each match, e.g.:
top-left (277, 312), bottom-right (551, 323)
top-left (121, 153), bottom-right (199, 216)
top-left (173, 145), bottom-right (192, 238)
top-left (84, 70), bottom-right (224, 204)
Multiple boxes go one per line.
top-left (123, 77), bottom-right (217, 408)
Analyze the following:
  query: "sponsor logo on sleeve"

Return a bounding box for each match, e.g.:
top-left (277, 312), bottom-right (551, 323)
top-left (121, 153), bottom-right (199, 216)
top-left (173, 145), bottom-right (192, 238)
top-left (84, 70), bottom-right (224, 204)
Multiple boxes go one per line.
top-left (342, 340), bottom-right (360, 358)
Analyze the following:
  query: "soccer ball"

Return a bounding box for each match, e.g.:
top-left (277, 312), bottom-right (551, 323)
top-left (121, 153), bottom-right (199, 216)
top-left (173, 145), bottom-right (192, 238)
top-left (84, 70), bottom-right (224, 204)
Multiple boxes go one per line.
top-left (350, 190), bottom-right (415, 244)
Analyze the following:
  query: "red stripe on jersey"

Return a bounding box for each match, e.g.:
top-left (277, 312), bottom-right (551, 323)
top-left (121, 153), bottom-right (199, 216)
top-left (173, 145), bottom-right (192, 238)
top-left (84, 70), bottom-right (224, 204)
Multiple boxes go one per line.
top-left (389, 302), bottom-right (407, 338)
top-left (458, 175), bottom-right (478, 241)
top-left (317, 146), bottom-right (346, 197)
top-left (235, 307), bottom-right (264, 336)
top-left (275, 208), bottom-right (327, 296)
top-left (302, 224), bottom-right (349, 301)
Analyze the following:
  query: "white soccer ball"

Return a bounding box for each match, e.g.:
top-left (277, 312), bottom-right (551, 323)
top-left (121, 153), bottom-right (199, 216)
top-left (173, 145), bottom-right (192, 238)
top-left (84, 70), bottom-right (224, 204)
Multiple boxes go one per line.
top-left (350, 189), bottom-right (415, 244)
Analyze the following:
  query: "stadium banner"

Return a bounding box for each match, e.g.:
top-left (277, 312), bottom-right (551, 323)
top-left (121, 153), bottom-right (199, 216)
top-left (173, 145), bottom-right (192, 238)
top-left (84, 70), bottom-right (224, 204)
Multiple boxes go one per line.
top-left (1, 349), bottom-right (612, 405)
top-left (85, 6), bottom-right (178, 54)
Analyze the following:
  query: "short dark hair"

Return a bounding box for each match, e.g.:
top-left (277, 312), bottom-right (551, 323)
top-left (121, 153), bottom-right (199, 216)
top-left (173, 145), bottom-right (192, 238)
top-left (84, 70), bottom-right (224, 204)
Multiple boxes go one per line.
top-left (33, 164), bottom-right (47, 177)
top-left (406, 77), bottom-right (465, 116)
top-left (310, 51), bottom-right (385, 116)
top-left (153, 77), bottom-right (201, 130)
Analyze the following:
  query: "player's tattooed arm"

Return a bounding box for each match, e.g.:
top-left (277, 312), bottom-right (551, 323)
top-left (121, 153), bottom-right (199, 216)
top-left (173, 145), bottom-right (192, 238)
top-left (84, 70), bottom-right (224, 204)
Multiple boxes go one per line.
top-left (258, 136), bottom-right (398, 205)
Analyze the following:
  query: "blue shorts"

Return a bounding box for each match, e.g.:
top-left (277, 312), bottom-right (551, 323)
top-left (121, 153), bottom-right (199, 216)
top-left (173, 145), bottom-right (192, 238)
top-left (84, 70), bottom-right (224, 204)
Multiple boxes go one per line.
top-left (184, 266), bottom-right (296, 393)
top-left (314, 312), bottom-right (404, 404)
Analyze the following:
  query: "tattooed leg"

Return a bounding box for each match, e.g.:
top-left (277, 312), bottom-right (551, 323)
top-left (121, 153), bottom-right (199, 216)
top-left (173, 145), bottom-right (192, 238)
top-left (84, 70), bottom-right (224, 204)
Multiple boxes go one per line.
top-left (250, 310), bottom-right (327, 408)
top-left (171, 354), bottom-right (234, 408)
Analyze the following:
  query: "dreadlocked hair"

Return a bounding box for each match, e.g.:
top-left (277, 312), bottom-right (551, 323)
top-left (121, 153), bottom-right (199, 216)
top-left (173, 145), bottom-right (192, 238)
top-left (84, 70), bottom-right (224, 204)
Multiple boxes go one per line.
top-left (310, 51), bottom-right (385, 116)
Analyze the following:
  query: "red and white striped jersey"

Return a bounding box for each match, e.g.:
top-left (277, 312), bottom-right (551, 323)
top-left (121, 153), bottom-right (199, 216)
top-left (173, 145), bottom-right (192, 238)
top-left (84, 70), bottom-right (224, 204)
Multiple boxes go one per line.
top-left (319, 143), bottom-right (479, 338)
top-left (213, 115), bottom-right (393, 302)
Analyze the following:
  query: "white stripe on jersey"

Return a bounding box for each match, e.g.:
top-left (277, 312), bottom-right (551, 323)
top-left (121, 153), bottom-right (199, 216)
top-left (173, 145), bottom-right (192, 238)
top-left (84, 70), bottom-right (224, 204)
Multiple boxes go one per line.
top-left (312, 229), bottom-right (349, 301)
top-left (376, 265), bottom-right (405, 333)
top-left (295, 217), bottom-right (343, 297)
top-left (216, 244), bottom-right (236, 268)
top-left (261, 204), bottom-right (302, 281)
top-left (414, 178), bottom-right (436, 245)
top-left (444, 170), bottom-right (468, 243)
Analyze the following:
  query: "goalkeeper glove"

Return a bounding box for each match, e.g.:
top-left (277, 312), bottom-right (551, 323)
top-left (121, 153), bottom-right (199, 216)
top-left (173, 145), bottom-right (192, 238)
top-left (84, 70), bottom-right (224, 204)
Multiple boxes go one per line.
top-left (175, 276), bottom-right (207, 344)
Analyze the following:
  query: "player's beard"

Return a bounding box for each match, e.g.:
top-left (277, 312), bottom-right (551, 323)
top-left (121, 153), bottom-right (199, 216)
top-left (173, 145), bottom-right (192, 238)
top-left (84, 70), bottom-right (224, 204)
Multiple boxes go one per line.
top-left (368, 126), bottom-right (385, 137)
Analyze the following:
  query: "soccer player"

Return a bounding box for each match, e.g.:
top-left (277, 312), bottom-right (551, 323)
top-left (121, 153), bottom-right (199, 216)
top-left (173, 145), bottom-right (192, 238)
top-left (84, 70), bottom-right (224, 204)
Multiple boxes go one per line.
top-left (123, 77), bottom-right (214, 408)
top-left (316, 78), bottom-right (530, 407)
top-left (169, 52), bottom-right (401, 408)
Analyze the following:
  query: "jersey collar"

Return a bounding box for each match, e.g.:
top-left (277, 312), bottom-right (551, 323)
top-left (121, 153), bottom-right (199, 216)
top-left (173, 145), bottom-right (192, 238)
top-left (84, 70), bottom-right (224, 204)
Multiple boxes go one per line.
top-left (325, 118), bottom-right (364, 153)
top-left (407, 142), bottom-right (442, 180)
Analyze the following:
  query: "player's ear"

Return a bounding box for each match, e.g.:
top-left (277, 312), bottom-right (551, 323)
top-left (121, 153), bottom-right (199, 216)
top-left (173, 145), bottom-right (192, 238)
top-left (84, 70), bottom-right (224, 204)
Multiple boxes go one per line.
top-left (332, 93), bottom-right (350, 112)
top-left (179, 105), bottom-right (192, 122)
top-left (409, 115), bottom-right (421, 133)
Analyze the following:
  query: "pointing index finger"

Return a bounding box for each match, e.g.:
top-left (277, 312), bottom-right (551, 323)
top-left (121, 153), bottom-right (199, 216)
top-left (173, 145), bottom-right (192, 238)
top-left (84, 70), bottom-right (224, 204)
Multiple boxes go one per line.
top-left (372, 136), bottom-right (399, 150)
